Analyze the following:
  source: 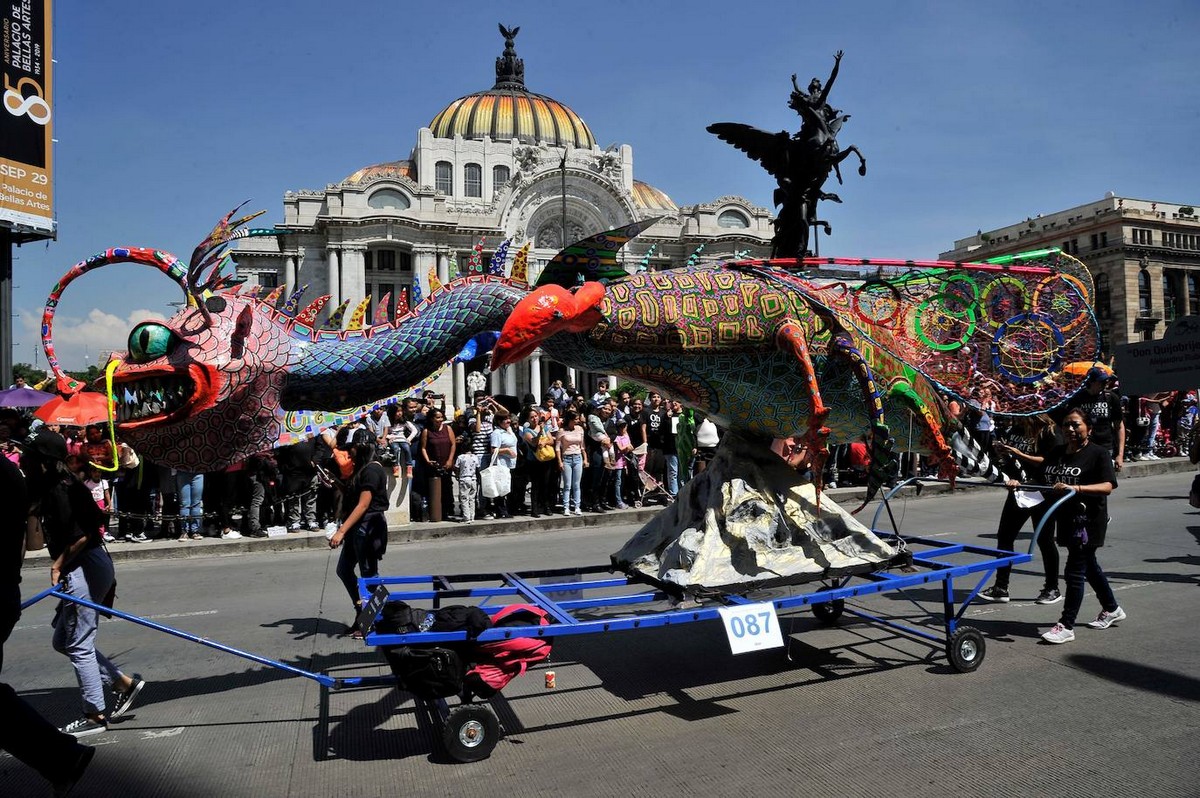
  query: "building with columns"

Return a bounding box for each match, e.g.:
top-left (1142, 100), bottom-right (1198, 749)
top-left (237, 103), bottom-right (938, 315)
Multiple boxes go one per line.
top-left (939, 194), bottom-right (1200, 356)
top-left (234, 28), bottom-right (772, 410)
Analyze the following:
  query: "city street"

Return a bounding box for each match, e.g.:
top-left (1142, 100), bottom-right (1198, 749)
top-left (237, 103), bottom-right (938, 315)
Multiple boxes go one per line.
top-left (3, 472), bottom-right (1197, 797)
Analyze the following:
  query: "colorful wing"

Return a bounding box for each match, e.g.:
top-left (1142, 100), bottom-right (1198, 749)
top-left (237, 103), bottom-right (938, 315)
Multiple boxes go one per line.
top-left (748, 250), bottom-right (1101, 415)
top-left (535, 218), bottom-right (662, 289)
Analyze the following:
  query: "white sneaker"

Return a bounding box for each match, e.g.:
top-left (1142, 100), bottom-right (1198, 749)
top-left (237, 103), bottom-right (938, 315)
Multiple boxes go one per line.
top-left (573, 508), bottom-right (583, 516)
top-left (221, 529), bottom-right (243, 540)
top-left (1086, 606), bottom-right (1126, 629)
top-left (561, 508), bottom-right (570, 516)
top-left (1041, 623), bottom-right (1075, 644)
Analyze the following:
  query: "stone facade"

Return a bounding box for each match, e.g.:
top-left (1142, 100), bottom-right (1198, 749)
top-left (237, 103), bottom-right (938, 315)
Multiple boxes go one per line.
top-left (234, 31), bottom-right (772, 410)
top-left (939, 195), bottom-right (1200, 355)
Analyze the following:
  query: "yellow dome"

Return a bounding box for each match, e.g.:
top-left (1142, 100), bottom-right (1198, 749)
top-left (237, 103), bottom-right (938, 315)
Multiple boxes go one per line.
top-left (632, 180), bottom-right (677, 211)
top-left (343, 160), bottom-right (416, 185)
top-left (428, 25), bottom-right (595, 150)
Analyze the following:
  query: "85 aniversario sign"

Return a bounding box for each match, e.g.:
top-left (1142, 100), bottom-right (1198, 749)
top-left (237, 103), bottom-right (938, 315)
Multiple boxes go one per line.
top-left (1, 0), bottom-right (53, 235)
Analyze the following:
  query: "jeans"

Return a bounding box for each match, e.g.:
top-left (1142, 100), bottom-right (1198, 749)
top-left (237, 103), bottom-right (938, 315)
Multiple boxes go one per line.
top-left (246, 479), bottom-right (265, 535)
top-left (1060, 543), bottom-right (1118, 629)
top-left (175, 470), bottom-right (204, 536)
top-left (52, 548), bottom-right (125, 715)
top-left (663, 452), bottom-right (679, 497)
top-left (285, 474), bottom-right (319, 529)
top-left (612, 465), bottom-right (624, 506)
top-left (561, 453), bottom-right (583, 511)
top-left (336, 513), bottom-right (385, 606)
top-left (458, 479), bottom-right (477, 522)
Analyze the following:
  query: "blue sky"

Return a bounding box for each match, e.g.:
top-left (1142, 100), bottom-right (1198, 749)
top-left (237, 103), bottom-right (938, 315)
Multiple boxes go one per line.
top-left (10, 0), bottom-right (1200, 370)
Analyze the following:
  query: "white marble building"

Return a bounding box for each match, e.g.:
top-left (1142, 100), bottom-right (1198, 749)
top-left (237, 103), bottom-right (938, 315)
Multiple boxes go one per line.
top-left (234, 28), bottom-right (773, 409)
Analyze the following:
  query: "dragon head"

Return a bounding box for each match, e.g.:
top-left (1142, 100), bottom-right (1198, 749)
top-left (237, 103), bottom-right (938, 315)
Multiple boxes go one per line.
top-left (491, 282), bottom-right (607, 368)
top-left (40, 207), bottom-right (296, 470)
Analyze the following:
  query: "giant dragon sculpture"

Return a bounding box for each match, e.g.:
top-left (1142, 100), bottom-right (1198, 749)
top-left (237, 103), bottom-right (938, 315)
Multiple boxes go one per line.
top-left (39, 206), bottom-right (532, 470)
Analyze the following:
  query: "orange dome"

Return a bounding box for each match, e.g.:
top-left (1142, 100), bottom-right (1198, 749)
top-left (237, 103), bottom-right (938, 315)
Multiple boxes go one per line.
top-left (343, 160), bottom-right (416, 185)
top-left (631, 180), bottom-right (677, 211)
top-left (428, 25), bottom-right (595, 150)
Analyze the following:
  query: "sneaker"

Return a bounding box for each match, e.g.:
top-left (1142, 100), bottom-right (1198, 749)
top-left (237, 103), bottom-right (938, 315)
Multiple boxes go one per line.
top-left (1041, 623), bottom-right (1075, 644)
top-left (561, 508), bottom-right (570, 516)
top-left (102, 532), bottom-right (116, 544)
top-left (1086, 606), bottom-right (1126, 629)
top-left (111, 675), bottom-right (146, 718)
top-left (60, 716), bottom-right (108, 738)
top-left (189, 532), bottom-right (203, 540)
top-left (573, 508), bottom-right (584, 516)
top-left (220, 529), bottom-right (243, 540)
top-left (52, 744), bottom-right (95, 798)
top-left (615, 502), bottom-right (629, 510)
top-left (979, 586), bottom-right (1010, 603)
top-left (128, 532), bottom-right (149, 543)
top-left (1034, 588), bottom-right (1063, 605)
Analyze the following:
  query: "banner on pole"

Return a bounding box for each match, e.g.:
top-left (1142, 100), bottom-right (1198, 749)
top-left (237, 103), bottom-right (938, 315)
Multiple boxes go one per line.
top-left (1, 0), bottom-right (54, 236)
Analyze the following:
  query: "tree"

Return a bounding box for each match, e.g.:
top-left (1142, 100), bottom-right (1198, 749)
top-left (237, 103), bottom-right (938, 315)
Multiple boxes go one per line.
top-left (12, 362), bottom-right (49, 388)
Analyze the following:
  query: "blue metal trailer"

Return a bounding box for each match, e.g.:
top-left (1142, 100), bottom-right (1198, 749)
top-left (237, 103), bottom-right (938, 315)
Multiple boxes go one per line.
top-left (20, 480), bottom-right (1070, 762)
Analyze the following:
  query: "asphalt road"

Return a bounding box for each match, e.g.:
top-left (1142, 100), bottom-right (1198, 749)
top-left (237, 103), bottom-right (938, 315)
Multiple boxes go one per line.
top-left (3, 472), bottom-right (1197, 797)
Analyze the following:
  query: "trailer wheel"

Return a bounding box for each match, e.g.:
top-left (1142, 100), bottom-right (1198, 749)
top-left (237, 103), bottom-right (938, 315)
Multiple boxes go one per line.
top-left (946, 626), bottom-right (986, 673)
top-left (442, 705), bottom-right (500, 762)
top-left (812, 599), bottom-right (844, 624)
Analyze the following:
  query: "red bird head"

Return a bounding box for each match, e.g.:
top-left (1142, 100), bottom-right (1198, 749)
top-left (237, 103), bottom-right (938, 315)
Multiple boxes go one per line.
top-left (491, 282), bottom-right (607, 369)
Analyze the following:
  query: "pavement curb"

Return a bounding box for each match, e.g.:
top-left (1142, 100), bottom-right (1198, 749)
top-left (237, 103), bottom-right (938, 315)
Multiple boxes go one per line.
top-left (20, 455), bottom-right (1195, 569)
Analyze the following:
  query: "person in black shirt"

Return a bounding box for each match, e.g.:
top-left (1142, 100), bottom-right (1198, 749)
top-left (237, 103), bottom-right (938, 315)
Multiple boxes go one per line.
top-left (979, 415), bottom-right (1063, 604)
top-left (1038, 408), bottom-right (1125, 644)
top-left (23, 428), bottom-right (145, 737)
top-left (1061, 367), bottom-right (1125, 471)
top-left (0, 455), bottom-right (96, 792)
top-left (328, 429), bottom-right (390, 638)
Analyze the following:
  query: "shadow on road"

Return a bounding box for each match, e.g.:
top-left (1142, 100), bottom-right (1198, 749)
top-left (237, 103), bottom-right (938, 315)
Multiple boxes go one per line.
top-left (1065, 654), bottom-right (1200, 702)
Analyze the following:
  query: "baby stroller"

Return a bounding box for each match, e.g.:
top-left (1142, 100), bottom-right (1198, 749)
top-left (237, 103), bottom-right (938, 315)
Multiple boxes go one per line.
top-left (625, 444), bottom-right (671, 507)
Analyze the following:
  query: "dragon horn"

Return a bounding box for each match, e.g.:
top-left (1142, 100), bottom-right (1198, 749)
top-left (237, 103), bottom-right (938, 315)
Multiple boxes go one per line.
top-left (280, 284), bottom-right (310, 318)
top-left (41, 247), bottom-right (190, 394)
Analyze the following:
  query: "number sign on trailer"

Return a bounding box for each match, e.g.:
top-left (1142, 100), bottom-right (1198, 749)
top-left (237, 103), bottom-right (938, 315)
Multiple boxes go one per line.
top-left (716, 602), bottom-right (784, 655)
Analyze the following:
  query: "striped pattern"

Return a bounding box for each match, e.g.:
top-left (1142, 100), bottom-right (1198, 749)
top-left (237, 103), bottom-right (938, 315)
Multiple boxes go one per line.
top-left (631, 180), bottom-right (677, 211)
top-left (429, 89), bottom-right (595, 149)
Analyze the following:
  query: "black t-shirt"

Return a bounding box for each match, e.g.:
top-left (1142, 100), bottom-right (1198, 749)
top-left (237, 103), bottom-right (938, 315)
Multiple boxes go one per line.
top-left (1062, 389), bottom-right (1123, 451)
top-left (625, 414), bottom-right (644, 448)
top-left (642, 407), bottom-right (668, 450)
top-left (994, 424), bottom-right (1061, 483)
top-left (40, 475), bottom-right (106, 562)
top-left (351, 462), bottom-right (390, 515)
top-left (1042, 442), bottom-right (1117, 547)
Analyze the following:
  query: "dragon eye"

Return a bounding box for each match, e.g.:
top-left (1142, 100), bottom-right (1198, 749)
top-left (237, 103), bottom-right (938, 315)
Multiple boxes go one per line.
top-left (127, 322), bottom-right (179, 363)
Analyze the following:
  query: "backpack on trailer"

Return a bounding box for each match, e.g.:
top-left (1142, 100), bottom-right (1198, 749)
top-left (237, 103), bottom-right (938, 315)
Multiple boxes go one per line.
top-left (376, 600), bottom-right (492, 699)
top-left (465, 603), bottom-right (554, 698)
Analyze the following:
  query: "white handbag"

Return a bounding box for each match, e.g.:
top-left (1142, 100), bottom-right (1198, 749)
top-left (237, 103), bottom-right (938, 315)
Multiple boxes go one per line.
top-left (479, 453), bottom-right (511, 498)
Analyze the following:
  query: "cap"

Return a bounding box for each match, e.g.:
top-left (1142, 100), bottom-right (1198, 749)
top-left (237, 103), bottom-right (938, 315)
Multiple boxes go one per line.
top-left (19, 427), bottom-right (69, 461)
top-left (1085, 366), bottom-right (1111, 383)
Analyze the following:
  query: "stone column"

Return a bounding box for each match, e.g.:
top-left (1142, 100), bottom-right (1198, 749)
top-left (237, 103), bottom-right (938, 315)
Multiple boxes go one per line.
top-left (504, 362), bottom-right (517, 396)
top-left (453, 361), bottom-right (466, 413)
top-left (326, 247), bottom-right (341, 308)
top-left (437, 251), bottom-right (450, 284)
top-left (529, 352), bottom-right (542, 400)
top-left (341, 246), bottom-right (366, 306)
top-left (284, 254), bottom-right (297, 296)
top-left (609, 374), bottom-right (619, 392)
top-left (567, 367), bottom-right (577, 392)
top-left (491, 366), bottom-right (503, 395)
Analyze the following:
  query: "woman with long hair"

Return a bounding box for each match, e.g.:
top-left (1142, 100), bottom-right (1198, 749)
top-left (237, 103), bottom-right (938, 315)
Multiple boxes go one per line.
top-left (1038, 407), bottom-right (1125, 644)
top-left (979, 414), bottom-right (1063, 604)
top-left (521, 407), bottom-right (557, 517)
top-left (418, 407), bottom-right (455, 522)
top-left (328, 429), bottom-right (390, 638)
top-left (557, 409), bottom-right (585, 515)
top-left (22, 428), bottom-right (145, 737)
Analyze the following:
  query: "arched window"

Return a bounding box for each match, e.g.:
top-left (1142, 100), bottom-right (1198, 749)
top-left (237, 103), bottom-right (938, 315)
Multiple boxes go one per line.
top-left (1094, 273), bottom-right (1111, 320)
top-left (1189, 273), bottom-right (1199, 316)
top-left (367, 189), bottom-right (410, 211)
top-left (435, 161), bottom-right (453, 195)
top-left (464, 163), bottom-right (482, 198)
top-left (1138, 269), bottom-right (1151, 316)
top-left (493, 165), bottom-right (510, 189)
top-left (717, 209), bottom-right (750, 229)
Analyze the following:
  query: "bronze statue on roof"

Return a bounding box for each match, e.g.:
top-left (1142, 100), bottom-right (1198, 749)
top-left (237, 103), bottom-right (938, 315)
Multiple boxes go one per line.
top-left (708, 50), bottom-right (867, 258)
